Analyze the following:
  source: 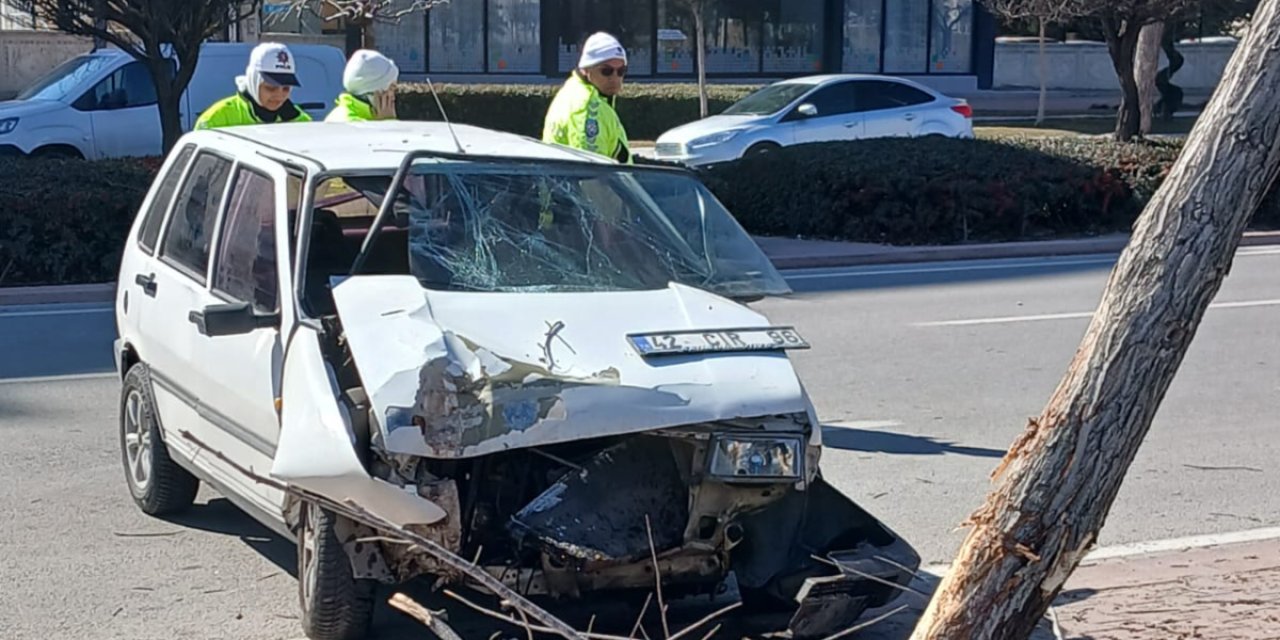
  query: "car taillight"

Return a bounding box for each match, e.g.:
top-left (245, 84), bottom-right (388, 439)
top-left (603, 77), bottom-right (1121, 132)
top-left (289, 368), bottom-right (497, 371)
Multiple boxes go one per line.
top-left (951, 103), bottom-right (973, 118)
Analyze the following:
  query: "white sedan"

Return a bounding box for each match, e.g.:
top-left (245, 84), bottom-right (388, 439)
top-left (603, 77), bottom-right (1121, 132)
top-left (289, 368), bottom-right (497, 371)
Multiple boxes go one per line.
top-left (653, 74), bottom-right (974, 166)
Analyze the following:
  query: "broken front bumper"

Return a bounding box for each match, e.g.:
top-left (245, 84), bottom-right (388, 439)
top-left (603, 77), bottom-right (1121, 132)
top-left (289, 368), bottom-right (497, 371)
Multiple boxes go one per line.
top-left (731, 476), bottom-right (921, 638)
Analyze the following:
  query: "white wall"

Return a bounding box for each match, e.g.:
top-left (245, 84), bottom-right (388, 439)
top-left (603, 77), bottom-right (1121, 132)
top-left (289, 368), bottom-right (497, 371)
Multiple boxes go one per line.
top-left (0, 30), bottom-right (93, 98)
top-left (994, 41), bottom-right (1236, 92)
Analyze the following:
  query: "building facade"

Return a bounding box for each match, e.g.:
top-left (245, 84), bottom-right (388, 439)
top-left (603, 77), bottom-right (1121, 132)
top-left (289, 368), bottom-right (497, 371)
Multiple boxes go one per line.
top-left (265, 0), bottom-right (997, 90)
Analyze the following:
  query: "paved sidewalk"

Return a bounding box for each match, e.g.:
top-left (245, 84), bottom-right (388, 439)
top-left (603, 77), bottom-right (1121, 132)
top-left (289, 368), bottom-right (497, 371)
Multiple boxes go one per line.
top-left (849, 536), bottom-right (1280, 640)
top-left (1056, 538), bottom-right (1280, 639)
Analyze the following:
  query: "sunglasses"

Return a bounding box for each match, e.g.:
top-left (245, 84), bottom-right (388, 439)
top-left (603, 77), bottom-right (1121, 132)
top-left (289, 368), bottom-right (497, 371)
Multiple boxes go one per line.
top-left (597, 65), bottom-right (628, 77)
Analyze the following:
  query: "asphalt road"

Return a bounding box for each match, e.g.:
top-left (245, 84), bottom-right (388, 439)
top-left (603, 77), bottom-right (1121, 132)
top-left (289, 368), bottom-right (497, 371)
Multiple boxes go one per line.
top-left (1, 248), bottom-right (1276, 639)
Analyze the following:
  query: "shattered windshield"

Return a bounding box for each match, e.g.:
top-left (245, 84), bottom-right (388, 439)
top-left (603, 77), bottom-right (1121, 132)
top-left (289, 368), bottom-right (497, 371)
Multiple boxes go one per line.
top-left (397, 161), bottom-right (790, 298)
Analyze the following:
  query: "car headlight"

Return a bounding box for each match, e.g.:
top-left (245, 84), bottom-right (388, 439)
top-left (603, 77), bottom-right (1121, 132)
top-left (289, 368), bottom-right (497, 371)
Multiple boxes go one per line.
top-left (0, 118), bottom-right (17, 135)
top-left (707, 435), bottom-right (803, 481)
top-left (688, 129), bottom-right (744, 149)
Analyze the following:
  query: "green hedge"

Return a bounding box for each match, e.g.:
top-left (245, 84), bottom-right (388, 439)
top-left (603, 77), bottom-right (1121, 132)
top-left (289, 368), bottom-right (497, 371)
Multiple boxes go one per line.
top-left (397, 82), bottom-right (759, 140)
top-left (1, 136), bottom-right (1276, 287)
top-left (698, 137), bottom-right (1195, 245)
top-left (0, 157), bottom-right (158, 286)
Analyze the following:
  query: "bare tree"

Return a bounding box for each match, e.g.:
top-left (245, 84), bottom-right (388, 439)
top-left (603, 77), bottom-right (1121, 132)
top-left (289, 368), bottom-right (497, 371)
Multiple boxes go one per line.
top-left (1082, 0), bottom-right (1197, 141)
top-left (909, 0), bottom-right (1280, 637)
top-left (1136, 21), bottom-right (1165, 134)
top-left (270, 0), bottom-right (446, 49)
top-left (4, 0), bottom-right (260, 152)
top-left (979, 0), bottom-right (1090, 125)
top-left (667, 0), bottom-right (710, 118)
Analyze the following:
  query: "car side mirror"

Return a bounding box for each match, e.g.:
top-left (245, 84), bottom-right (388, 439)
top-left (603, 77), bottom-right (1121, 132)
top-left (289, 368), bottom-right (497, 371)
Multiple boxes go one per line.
top-left (188, 301), bottom-right (279, 337)
top-left (797, 103), bottom-right (818, 118)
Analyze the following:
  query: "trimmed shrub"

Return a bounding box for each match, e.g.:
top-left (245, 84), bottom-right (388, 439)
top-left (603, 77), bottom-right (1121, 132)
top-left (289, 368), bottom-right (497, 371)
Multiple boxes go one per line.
top-left (1, 131), bottom-right (1274, 287)
top-left (699, 137), bottom-right (1189, 245)
top-left (397, 82), bottom-right (759, 140)
top-left (0, 156), bottom-right (157, 286)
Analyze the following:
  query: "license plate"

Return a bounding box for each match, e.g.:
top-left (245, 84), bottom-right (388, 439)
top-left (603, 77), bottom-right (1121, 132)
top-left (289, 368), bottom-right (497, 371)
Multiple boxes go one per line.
top-left (627, 327), bottom-right (809, 357)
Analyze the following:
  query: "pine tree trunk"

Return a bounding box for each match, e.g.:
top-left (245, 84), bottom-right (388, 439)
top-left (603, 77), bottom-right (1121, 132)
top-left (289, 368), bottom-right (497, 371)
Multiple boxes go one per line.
top-left (1136, 21), bottom-right (1165, 135)
top-left (908, 0), bottom-right (1280, 637)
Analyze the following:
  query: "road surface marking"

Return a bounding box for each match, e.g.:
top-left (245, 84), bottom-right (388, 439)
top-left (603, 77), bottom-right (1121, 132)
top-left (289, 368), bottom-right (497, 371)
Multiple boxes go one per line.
top-left (919, 526), bottom-right (1280, 577)
top-left (784, 256), bottom-right (1117, 281)
top-left (0, 372), bottom-right (117, 385)
top-left (784, 245), bottom-right (1278, 281)
top-left (824, 420), bottom-right (905, 430)
top-left (914, 298), bottom-right (1280, 327)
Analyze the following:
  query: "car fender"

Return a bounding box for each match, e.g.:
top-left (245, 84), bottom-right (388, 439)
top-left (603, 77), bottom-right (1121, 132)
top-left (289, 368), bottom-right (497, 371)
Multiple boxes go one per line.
top-left (272, 324), bottom-right (448, 528)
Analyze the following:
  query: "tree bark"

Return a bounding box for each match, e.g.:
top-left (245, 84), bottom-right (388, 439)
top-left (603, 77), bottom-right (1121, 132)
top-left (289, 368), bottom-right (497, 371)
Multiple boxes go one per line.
top-left (1036, 17), bottom-right (1047, 126)
top-left (694, 5), bottom-right (708, 119)
top-left (908, 0), bottom-right (1280, 638)
top-left (1103, 15), bottom-right (1144, 142)
top-left (1136, 21), bottom-right (1165, 135)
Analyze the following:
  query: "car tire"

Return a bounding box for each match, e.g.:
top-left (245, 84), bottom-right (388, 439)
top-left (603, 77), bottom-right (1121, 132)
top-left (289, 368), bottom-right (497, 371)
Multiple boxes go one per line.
top-left (32, 145), bottom-right (84, 160)
top-left (120, 364), bottom-right (199, 516)
top-left (298, 501), bottom-right (376, 640)
top-left (745, 142), bottom-right (781, 158)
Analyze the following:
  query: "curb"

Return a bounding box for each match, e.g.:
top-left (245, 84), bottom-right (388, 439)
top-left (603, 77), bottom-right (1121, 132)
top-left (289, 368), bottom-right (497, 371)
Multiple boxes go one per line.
top-left (768, 230), bottom-right (1280, 270)
top-left (0, 282), bottom-right (115, 307)
top-left (1, 232), bottom-right (1276, 307)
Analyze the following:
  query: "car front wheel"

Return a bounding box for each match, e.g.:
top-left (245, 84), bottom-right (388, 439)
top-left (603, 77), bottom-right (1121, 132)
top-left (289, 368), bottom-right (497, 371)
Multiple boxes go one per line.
top-left (745, 142), bottom-right (781, 158)
top-left (298, 501), bottom-right (376, 640)
top-left (120, 364), bottom-right (199, 515)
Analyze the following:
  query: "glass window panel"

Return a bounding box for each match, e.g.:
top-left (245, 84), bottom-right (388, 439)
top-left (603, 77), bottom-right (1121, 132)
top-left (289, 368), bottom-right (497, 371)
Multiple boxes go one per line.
top-left (658, 0), bottom-right (761, 75)
top-left (162, 153), bottom-right (233, 283)
top-left (378, 0), bottom-right (426, 74)
top-left (762, 0), bottom-right (823, 74)
top-left (488, 0), bottom-right (541, 73)
top-left (842, 0), bottom-right (882, 73)
top-left (883, 0), bottom-right (929, 74)
top-left (430, 0), bottom-right (484, 72)
top-left (213, 169), bottom-right (278, 313)
top-left (557, 0), bottom-right (653, 75)
top-left (930, 0), bottom-right (974, 73)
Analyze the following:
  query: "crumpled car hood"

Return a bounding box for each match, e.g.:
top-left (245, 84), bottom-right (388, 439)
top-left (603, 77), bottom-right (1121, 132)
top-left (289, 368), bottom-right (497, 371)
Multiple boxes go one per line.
top-left (331, 276), bottom-right (812, 459)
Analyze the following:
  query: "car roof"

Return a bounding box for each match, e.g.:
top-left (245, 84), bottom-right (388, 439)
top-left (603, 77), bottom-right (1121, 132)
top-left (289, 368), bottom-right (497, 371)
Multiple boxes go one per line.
top-left (201, 121), bottom-right (612, 172)
top-left (778, 73), bottom-right (939, 91)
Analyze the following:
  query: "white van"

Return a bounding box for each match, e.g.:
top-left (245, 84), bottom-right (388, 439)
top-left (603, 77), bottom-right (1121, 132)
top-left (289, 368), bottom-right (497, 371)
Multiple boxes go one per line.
top-left (0, 42), bottom-right (345, 160)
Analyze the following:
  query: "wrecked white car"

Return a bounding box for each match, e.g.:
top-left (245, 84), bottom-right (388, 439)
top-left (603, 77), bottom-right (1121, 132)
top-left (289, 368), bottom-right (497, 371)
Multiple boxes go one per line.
top-left (114, 121), bottom-right (919, 640)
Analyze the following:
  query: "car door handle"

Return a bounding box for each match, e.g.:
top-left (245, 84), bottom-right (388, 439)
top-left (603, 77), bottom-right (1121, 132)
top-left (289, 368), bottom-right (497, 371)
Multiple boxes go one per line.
top-left (903, 113), bottom-right (917, 121)
top-left (299, 102), bottom-right (325, 110)
top-left (844, 122), bottom-right (859, 128)
top-left (134, 273), bottom-right (157, 297)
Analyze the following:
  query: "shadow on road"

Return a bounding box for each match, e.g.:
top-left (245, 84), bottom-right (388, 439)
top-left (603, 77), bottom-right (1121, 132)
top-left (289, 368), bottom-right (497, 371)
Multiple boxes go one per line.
top-left (166, 498), bottom-right (298, 576)
top-left (822, 424), bottom-right (1006, 459)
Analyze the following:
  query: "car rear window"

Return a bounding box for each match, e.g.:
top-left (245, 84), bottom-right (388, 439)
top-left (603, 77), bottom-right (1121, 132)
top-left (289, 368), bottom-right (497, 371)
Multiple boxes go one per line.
top-left (161, 151), bottom-right (233, 283)
top-left (138, 144), bottom-right (195, 254)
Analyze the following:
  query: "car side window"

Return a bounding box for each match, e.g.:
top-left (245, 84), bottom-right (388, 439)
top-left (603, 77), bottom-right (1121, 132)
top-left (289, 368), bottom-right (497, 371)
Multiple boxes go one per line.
top-left (213, 168), bottom-right (279, 313)
top-left (138, 145), bottom-right (196, 254)
top-left (795, 82), bottom-right (860, 119)
top-left (73, 61), bottom-right (159, 111)
top-left (854, 81), bottom-right (935, 112)
top-left (161, 152), bottom-right (234, 283)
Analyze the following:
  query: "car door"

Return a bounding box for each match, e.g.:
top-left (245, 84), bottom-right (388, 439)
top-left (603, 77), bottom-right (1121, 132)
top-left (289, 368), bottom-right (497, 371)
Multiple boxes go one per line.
top-left (140, 148), bottom-right (286, 525)
top-left (74, 60), bottom-right (165, 159)
top-left (783, 81), bottom-right (864, 144)
top-left (854, 80), bottom-right (937, 138)
top-left (191, 156), bottom-right (296, 524)
top-left (117, 143), bottom-right (197, 354)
